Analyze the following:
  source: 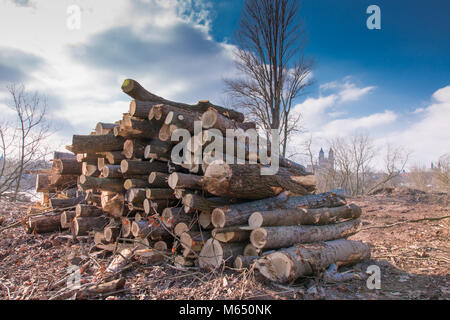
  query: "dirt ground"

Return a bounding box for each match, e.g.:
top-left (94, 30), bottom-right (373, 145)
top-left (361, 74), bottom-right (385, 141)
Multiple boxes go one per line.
top-left (0, 188), bottom-right (448, 300)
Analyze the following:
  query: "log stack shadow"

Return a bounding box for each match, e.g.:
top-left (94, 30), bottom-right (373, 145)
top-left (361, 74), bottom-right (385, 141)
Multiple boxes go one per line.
top-left (29, 79), bottom-right (370, 284)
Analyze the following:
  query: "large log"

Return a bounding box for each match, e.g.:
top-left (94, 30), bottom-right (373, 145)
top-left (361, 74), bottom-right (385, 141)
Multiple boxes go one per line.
top-left (121, 79), bottom-right (244, 122)
top-left (147, 172), bottom-right (170, 188)
top-left (181, 193), bottom-right (231, 213)
top-left (202, 162), bottom-right (315, 200)
top-left (120, 160), bottom-right (168, 175)
top-left (124, 178), bottom-right (149, 190)
top-left (73, 216), bottom-right (109, 236)
top-left (129, 100), bottom-right (159, 119)
top-left (79, 175), bottom-right (124, 193)
top-left (168, 172), bottom-right (204, 190)
top-left (248, 203), bottom-right (362, 228)
top-left (71, 135), bottom-right (125, 154)
top-left (212, 226), bottom-right (251, 243)
top-left (144, 140), bottom-right (172, 161)
top-left (145, 188), bottom-right (176, 200)
top-left (123, 139), bottom-right (147, 159)
top-left (211, 192), bottom-right (346, 228)
top-left (256, 239), bottom-right (371, 283)
top-left (120, 116), bottom-right (158, 140)
top-left (95, 122), bottom-right (118, 135)
top-left (250, 219), bottom-right (361, 250)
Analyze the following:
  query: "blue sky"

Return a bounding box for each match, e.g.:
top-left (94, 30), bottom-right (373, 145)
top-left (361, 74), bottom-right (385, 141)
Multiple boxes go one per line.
top-left (0, 0), bottom-right (448, 167)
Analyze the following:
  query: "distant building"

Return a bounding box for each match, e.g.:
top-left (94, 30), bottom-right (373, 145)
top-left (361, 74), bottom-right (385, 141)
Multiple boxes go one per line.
top-left (307, 147), bottom-right (335, 172)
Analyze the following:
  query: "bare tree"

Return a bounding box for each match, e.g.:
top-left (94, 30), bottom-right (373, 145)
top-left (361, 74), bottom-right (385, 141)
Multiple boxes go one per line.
top-left (0, 84), bottom-right (52, 201)
top-left (432, 153), bottom-right (450, 192)
top-left (407, 164), bottom-right (432, 191)
top-left (367, 144), bottom-right (410, 194)
top-left (225, 0), bottom-right (313, 157)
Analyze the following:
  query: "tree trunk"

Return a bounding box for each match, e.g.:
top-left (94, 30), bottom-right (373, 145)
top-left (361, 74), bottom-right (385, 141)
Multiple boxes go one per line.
top-left (120, 160), bottom-right (168, 175)
top-left (79, 175), bottom-right (124, 193)
top-left (248, 203), bottom-right (362, 228)
top-left (256, 239), bottom-right (371, 283)
top-left (203, 162), bottom-right (315, 200)
top-left (71, 134), bottom-right (125, 154)
top-left (250, 219), bottom-right (361, 250)
top-left (73, 216), bottom-right (109, 236)
top-left (211, 191), bottom-right (346, 228)
top-left (121, 79), bottom-right (244, 122)
top-left (168, 172), bottom-right (204, 190)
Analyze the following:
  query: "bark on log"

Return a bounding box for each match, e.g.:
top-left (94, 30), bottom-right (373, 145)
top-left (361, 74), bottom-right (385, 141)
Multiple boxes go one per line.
top-left (201, 109), bottom-right (256, 133)
top-left (76, 278), bottom-right (125, 299)
top-left (71, 134), bottom-right (125, 154)
top-left (73, 216), bottom-right (109, 236)
top-left (256, 239), bottom-right (371, 283)
top-left (124, 178), bottom-right (149, 190)
top-left (79, 175), bottom-right (124, 193)
top-left (250, 219), bottom-right (361, 250)
top-left (143, 199), bottom-right (172, 215)
top-left (49, 196), bottom-right (85, 209)
top-left (168, 172), bottom-right (204, 190)
top-left (198, 239), bottom-right (245, 269)
top-left (161, 207), bottom-right (192, 228)
top-left (121, 79), bottom-right (244, 122)
top-left (101, 192), bottom-right (125, 218)
top-left (52, 151), bottom-right (76, 160)
top-left (106, 248), bottom-right (134, 273)
top-left (82, 161), bottom-right (100, 177)
top-left (75, 204), bottom-right (103, 217)
top-left (28, 214), bottom-right (61, 233)
top-left (120, 116), bottom-right (158, 140)
top-left (121, 217), bottom-right (132, 238)
top-left (211, 192), bottom-right (346, 228)
top-left (144, 141), bottom-right (172, 161)
top-left (145, 188), bottom-right (176, 200)
top-left (126, 188), bottom-right (146, 206)
top-left (102, 165), bottom-right (122, 178)
top-left (120, 160), bottom-right (168, 175)
top-left (147, 172), bottom-right (170, 188)
top-left (131, 220), bottom-right (171, 240)
top-left (36, 174), bottom-right (55, 192)
top-left (203, 162), bottom-right (315, 200)
top-left (181, 194), bottom-right (231, 213)
top-left (104, 226), bottom-right (121, 242)
top-left (49, 174), bottom-right (78, 188)
top-left (248, 203), bottom-right (362, 228)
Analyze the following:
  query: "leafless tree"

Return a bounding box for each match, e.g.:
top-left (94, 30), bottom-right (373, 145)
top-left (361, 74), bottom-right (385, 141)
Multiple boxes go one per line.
top-left (225, 0), bottom-right (313, 157)
top-left (432, 153), bottom-right (450, 192)
top-left (407, 164), bottom-right (432, 191)
top-left (0, 84), bottom-right (52, 201)
top-left (366, 144), bottom-right (411, 194)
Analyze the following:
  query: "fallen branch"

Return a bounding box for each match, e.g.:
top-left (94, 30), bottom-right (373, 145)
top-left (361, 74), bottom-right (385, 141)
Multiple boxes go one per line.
top-left (359, 215), bottom-right (450, 231)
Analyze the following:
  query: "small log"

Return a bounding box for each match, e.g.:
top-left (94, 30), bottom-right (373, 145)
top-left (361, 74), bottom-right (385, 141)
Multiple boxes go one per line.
top-left (126, 188), bottom-right (146, 206)
top-left (102, 165), bottom-right (122, 179)
top-left (201, 108), bottom-right (256, 133)
top-left (95, 122), bottom-right (118, 135)
top-left (97, 157), bottom-right (106, 171)
top-left (168, 172), bottom-right (204, 190)
top-left (121, 217), bottom-right (133, 238)
top-left (129, 100), bottom-right (159, 119)
top-left (82, 161), bottom-right (100, 177)
top-left (79, 175), bottom-right (124, 193)
top-left (106, 248), bottom-right (134, 273)
top-left (131, 220), bottom-right (171, 240)
top-left (28, 214), bottom-right (61, 233)
top-left (248, 203), bottom-right (362, 228)
top-left (198, 211), bottom-right (212, 229)
top-left (49, 196), bottom-right (85, 209)
top-left (104, 225), bottom-right (121, 242)
top-left (182, 194), bottom-right (230, 213)
top-left (212, 226), bottom-right (251, 243)
top-left (145, 188), bottom-right (176, 200)
top-left (71, 134), bottom-right (125, 154)
top-left (250, 219), bottom-right (361, 250)
top-left (36, 174), bottom-right (55, 193)
top-left (53, 159), bottom-right (82, 175)
top-left (144, 141), bottom-right (172, 161)
top-left (101, 192), bottom-right (125, 218)
top-left (134, 249), bottom-right (165, 265)
top-left (123, 139), bottom-right (147, 159)
top-left (94, 231), bottom-right (108, 245)
top-left (85, 191), bottom-right (101, 206)
top-left (120, 160), bottom-right (168, 175)
top-left (77, 278), bottom-right (125, 299)
top-left (143, 199), bottom-right (171, 215)
top-left (256, 239), bottom-right (371, 283)
top-left (60, 210), bottom-right (76, 229)
top-left (148, 172), bottom-right (170, 188)
top-left (104, 151), bottom-right (126, 165)
top-left (161, 207), bottom-right (192, 228)
top-left (75, 204), bottom-right (103, 217)
top-left (73, 216), bottom-right (109, 236)
top-left (243, 244), bottom-right (260, 257)
top-left (234, 255), bottom-right (258, 270)
top-left (52, 151), bottom-right (76, 160)
top-left (198, 239), bottom-right (245, 269)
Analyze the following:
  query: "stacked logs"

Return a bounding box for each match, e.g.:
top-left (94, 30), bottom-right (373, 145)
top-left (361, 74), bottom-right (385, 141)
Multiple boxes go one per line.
top-left (29, 78), bottom-right (369, 283)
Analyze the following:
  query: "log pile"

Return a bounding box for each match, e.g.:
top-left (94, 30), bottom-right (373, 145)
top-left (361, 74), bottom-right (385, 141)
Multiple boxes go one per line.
top-left (29, 79), bottom-right (369, 284)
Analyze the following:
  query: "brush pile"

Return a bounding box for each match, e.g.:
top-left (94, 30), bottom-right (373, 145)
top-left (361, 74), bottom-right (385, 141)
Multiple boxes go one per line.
top-left (29, 79), bottom-right (369, 284)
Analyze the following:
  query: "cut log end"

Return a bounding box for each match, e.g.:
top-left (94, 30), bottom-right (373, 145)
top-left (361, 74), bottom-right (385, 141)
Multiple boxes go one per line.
top-left (199, 238), bottom-right (223, 270)
top-left (248, 212), bottom-right (263, 229)
top-left (250, 228), bottom-right (267, 249)
top-left (200, 109), bottom-right (218, 129)
top-left (255, 252), bottom-right (293, 282)
top-left (211, 208), bottom-right (226, 228)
